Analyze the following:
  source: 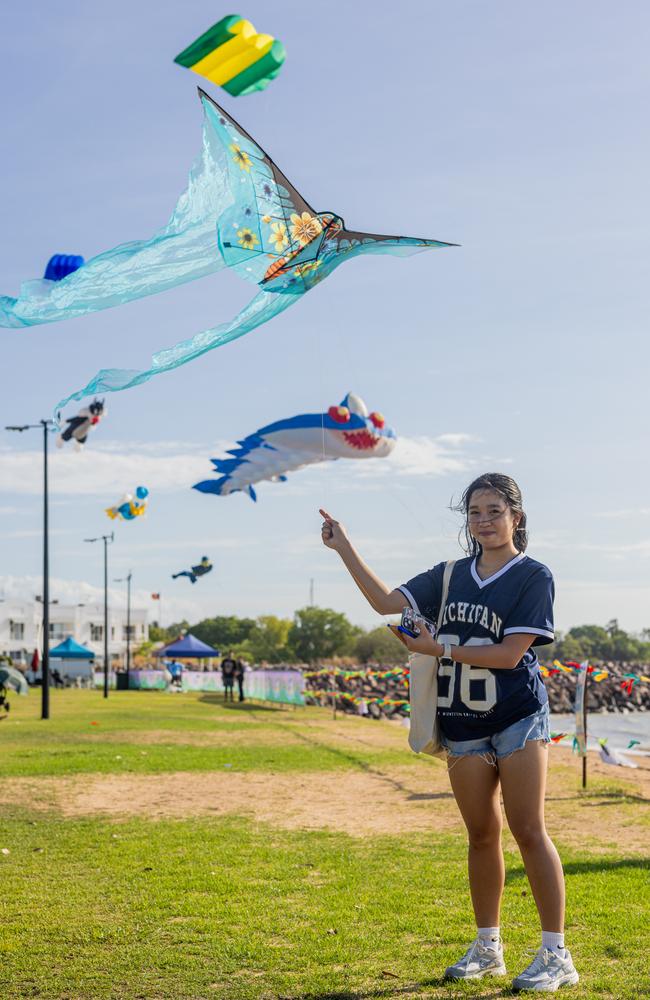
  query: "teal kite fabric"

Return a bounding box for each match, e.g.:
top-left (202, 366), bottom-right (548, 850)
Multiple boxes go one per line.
top-left (0, 90), bottom-right (455, 413)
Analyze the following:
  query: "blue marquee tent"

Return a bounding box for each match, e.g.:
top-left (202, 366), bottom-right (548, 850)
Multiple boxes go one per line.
top-left (156, 633), bottom-right (219, 658)
top-left (49, 636), bottom-right (95, 659)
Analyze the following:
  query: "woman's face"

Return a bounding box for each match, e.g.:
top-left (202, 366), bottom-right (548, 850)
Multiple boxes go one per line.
top-left (467, 488), bottom-right (520, 551)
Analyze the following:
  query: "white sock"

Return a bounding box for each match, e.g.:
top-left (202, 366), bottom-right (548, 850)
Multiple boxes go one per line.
top-left (477, 926), bottom-right (500, 949)
top-left (542, 931), bottom-right (566, 955)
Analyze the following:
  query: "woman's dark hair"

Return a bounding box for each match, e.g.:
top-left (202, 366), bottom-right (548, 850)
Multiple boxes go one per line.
top-left (452, 473), bottom-right (528, 556)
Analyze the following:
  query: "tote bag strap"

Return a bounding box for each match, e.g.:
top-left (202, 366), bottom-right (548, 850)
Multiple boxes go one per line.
top-left (435, 560), bottom-right (456, 637)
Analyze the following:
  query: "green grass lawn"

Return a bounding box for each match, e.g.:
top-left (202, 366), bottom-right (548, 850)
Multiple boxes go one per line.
top-left (1, 691), bottom-right (648, 999)
top-left (1, 690), bottom-right (410, 778)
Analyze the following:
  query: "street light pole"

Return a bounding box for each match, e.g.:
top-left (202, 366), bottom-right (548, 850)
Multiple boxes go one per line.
top-left (42, 420), bottom-right (50, 718)
top-left (5, 419), bottom-right (56, 720)
top-left (85, 532), bottom-right (114, 698)
top-left (115, 572), bottom-right (132, 680)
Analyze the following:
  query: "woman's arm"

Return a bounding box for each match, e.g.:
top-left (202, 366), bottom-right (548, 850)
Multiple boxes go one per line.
top-left (399, 630), bottom-right (535, 670)
top-left (319, 508), bottom-right (406, 615)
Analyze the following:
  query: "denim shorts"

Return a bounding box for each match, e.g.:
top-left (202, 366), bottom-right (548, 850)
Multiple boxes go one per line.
top-left (440, 704), bottom-right (550, 763)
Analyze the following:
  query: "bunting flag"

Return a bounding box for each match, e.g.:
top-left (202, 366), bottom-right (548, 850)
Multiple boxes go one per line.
top-left (620, 673), bottom-right (638, 695)
top-left (574, 660), bottom-right (588, 756)
top-left (308, 660), bottom-right (649, 688)
top-left (304, 688), bottom-right (409, 711)
top-left (304, 666), bottom-right (409, 683)
top-left (540, 659), bottom-right (650, 687)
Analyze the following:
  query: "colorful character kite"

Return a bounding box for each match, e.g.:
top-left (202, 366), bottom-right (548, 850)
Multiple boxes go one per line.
top-left (172, 556), bottom-right (213, 584)
top-left (43, 254), bottom-right (84, 282)
top-left (0, 91), bottom-right (454, 414)
top-left (56, 398), bottom-right (105, 450)
top-left (105, 486), bottom-right (149, 521)
top-left (193, 392), bottom-right (396, 501)
top-left (175, 15), bottom-right (285, 96)
top-left (598, 738), bottom-right (638, 769)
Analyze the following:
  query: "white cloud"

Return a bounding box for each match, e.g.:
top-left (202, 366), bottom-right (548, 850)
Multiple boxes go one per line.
top-left (0, 528), bottom-right (77, 540)
top-left (354, 532), bottom-right (456, 562)
top-left (0, 433), bottom-right (482, 497)
top-left (532, 532), bottom-right (650, 558)
top-left (339, 434), bottom-right (482, 480)
top-left (0, 574), bottom-right (207, 626)
top-left (0, 574), bottom-right (144, 607)
top-left (388, 435), bottom-right (478, 477)
top-left (435, 433), bottom-right (479, 448)
top-left (593, 507), bottom-right (650, 520)
top-left (0, 441), bottom-right (222, 497)
top-left (553, 578), bottom-right (650, 633)
top-left (96, 439), bottom-right (214, 455)
top-left (527, 529), bottom-right (573, 550)
top-left (578, 540), bottom-right (650, 558)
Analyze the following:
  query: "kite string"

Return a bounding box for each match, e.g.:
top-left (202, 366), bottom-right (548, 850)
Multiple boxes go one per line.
top-left (313, 309), bottom-right (330, 515)
top-left (384, 483), bottom-right (431, 534)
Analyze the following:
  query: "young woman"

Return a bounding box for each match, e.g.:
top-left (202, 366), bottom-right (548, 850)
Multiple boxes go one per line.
top-left (319, 473), bottom-right (579, 992)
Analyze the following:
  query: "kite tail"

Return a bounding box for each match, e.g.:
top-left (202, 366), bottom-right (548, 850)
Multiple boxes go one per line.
top-left (53, 289), bottom-right (297, 416)
top-left (0, 101), bottom-right (234, 328)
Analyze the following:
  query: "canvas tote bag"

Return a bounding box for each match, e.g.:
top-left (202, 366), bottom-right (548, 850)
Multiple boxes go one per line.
top-left (407, 559), bottom-right (455, 757)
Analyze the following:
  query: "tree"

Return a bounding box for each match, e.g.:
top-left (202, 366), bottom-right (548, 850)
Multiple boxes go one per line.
top-left (242, 616), bottom-right (292, 664)
top-left (563, 625), bottom-right (611, 660)
top-left (549, 623), bottom-right (650, 664)
top-left (555, 635), bottom-right (586, 662)
top-left (288, 606), bottom-right (362, 664)
top-left (133, 639), bottom-right (156, 658)
top-left (355, 626), bottom-right (408, 665)
top-left (149, 621), bottom-right (189, 643)
top-left (191, 616), bottom-right (255, 650)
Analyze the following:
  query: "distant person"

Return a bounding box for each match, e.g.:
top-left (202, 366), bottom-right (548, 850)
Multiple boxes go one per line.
top-left (234, 657), bottom-right (246, 702)
top-left (168, 659), bottom-right (183, 687)
top-left (221, 651), bottom-right (237, 703)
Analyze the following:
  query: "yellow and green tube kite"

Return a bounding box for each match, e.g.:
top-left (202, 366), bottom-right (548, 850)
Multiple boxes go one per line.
top-left (174, 15), bottom-right (285, 96)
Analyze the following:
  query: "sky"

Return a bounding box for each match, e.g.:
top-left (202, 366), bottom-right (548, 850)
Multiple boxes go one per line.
top-left (1, 2), bottom-right (649, 634)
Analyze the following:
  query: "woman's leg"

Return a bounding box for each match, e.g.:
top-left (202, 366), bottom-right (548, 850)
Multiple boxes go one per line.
top-left (498, 741), bottom-right (565, 931)
top-left (447, 754), bottom-right (504, 927)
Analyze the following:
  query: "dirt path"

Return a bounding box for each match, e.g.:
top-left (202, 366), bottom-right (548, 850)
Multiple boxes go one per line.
top-left (6, 746), bottom-right (649, 852)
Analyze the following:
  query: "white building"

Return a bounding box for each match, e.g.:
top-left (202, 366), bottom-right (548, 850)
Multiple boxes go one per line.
top-left (0, 598), bottom-right (149, 667)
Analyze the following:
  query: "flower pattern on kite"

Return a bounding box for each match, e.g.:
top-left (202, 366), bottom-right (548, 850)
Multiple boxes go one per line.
top-left (193, 392), bottom-right (396, 501)
top-left (0, 90), bottom-right (456, 414)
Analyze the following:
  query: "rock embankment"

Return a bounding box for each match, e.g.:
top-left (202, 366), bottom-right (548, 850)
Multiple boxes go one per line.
top-left (304, 664), bottom-right (650, 718)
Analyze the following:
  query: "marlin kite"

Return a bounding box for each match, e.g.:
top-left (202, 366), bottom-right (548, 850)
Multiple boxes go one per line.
top-left (0, 91), bottom-right (456, 411)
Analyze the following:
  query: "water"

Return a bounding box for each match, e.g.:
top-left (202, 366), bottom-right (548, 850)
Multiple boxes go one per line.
top-left (550, 711), bottom-right (650, 755)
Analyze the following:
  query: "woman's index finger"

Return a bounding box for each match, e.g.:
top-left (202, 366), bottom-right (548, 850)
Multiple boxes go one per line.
top-left (318, 508), bottom-right (335, 521)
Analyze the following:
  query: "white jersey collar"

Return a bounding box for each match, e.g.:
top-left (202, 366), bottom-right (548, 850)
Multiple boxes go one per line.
top-left (471, 552), bottom-right (525, 589)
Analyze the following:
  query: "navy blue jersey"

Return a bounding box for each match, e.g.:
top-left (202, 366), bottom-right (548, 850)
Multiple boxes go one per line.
top-left (399, 554), bottom-right (554, 739)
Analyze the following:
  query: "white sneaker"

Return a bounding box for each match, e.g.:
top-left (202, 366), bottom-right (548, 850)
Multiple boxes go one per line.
top-left (512, 946), bottom-right (579, 991)
top-left (444, 937), bottom-right (507, 979)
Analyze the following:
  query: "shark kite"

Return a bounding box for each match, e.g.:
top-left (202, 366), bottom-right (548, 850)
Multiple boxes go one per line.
top-left (0, 91), bottom-right (455, 413)
top-left (193, 392), bottom-right (396, 501)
